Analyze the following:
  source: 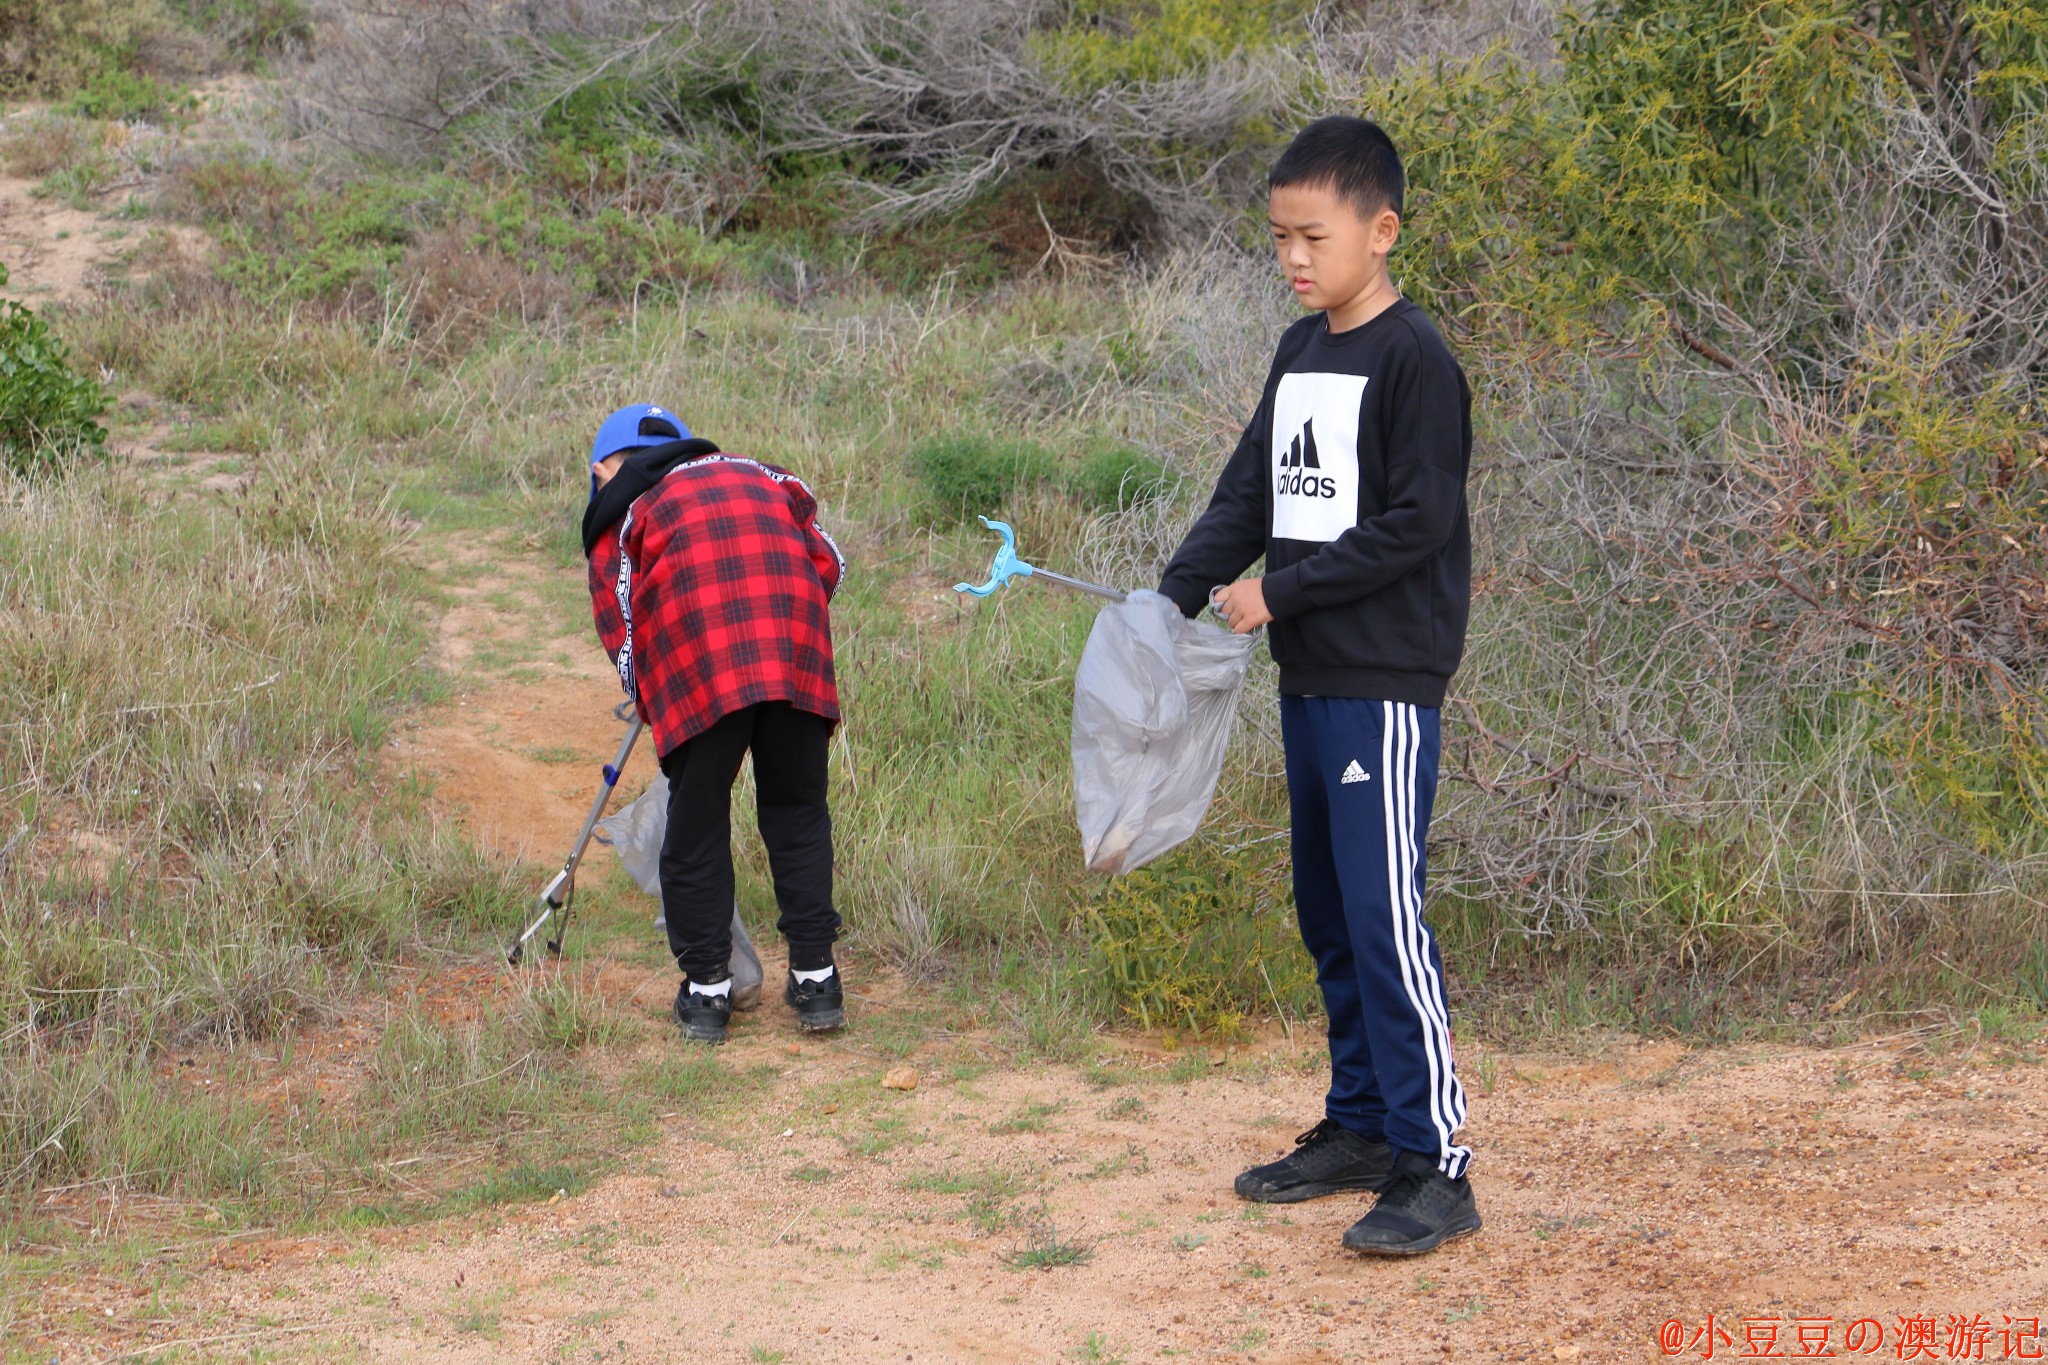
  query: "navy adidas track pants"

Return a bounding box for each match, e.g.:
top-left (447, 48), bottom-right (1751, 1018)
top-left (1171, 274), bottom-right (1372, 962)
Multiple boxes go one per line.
top-left (1282, 696), bottom-right (1472, 1178)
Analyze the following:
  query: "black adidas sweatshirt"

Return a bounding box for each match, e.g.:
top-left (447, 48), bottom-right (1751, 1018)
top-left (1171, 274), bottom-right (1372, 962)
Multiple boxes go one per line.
top-left (1158, 301), bottom-right (1472, 707)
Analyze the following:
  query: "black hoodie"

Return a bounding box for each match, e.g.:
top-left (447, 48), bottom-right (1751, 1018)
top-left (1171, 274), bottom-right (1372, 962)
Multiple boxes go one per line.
top-left (1157, 302), bottom-right (1471, 707)
top-left (581, 438), bottom-right (722, 557)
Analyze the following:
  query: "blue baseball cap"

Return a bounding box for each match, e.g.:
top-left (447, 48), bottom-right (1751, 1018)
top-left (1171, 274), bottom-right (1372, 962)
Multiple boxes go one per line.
top-left (590, 403), bottom-right (690, 476)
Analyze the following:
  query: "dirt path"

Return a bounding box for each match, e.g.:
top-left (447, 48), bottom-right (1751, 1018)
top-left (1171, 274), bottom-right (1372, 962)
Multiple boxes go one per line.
top-left (93, 1026), bottom-right (2048, 1364)
top-left (384, 542), bottom-right (661, 864)
top-left (79, 535), bottom-right (2033, 1365)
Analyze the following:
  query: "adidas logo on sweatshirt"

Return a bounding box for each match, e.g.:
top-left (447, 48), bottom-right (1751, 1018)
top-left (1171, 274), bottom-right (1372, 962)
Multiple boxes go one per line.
top-left (1341, 760), bottom-right (1370, 785)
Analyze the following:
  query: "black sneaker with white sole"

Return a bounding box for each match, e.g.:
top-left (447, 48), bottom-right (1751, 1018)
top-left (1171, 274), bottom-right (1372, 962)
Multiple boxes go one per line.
top-left (1341, 1149), bottom-right (1482, 1256)
top-left (673, 982), bottom-right (733, 1044)
top-left (1235, 1118), bottom-right (1396, 1203)
top-left (783, 970), bottom-right (845, 1032)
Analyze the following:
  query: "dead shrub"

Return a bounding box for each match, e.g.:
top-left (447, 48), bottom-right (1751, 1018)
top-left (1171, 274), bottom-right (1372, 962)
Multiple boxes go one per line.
top-left (398, 222), bottom-right (577, 354)
top-left (0, 114), bottom-right (110, 180)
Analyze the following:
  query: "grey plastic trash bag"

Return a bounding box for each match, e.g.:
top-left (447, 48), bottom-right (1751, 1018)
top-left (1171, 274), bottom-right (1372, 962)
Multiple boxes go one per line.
top-left (1073, 589), bottom-right (1257, 874)
top-left (595, 774), bottom-right (764, 1007)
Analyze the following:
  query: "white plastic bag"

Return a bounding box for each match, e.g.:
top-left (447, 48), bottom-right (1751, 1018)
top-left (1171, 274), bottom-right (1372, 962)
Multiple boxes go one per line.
top-left (1073, 589), bottom-right (1257, 874)
top-left (596, 774), bottom-right (764, 1006)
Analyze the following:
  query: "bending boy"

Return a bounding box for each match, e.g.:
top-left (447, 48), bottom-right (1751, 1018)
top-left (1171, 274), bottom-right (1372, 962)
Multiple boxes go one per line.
top-left (582, 404), bottom-right (848, 1044)
top-left (1157, 118), bottom-right (1480, 1255)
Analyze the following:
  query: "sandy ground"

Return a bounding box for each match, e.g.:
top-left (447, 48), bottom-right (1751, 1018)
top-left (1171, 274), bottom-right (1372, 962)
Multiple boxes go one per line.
top-left (1, 85), bottom-right (247, 309)
top-left (43, 1020), bottom-right (2048, 1363)
top-left (32, 529), bottom-right (2035, 1365)
top-left (0, 166), bottom-right (113, 305)
top-left (385, 543), bottom-right (663, 863)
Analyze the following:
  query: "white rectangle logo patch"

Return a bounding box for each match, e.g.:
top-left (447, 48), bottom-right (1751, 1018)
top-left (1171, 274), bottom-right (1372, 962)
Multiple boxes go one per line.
top-left (1270, 371), bottom-right (1366, 544)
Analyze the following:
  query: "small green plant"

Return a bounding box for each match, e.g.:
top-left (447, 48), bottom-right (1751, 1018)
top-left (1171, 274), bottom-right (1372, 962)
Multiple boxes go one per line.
top-left (450, 1288), bottom-right (510, 1338)
top-left (64, 67), bottom-right (195, 122)
top-left (749, 1348), bottom-right (787, 1364)
top-left (1071, 444), bottom-right (1168, 511)
top-left (1445, 1296), bottom-right (1488, 1323)
top-left (1531, 1213), bottom-right (1599, 1242)
top-left (910, 432), bottom-right (1057, 519)
top-left (1006, 1219), bottom-right (1094, 1271)
top-left (1101, 1094), bottom-right (1148, 1120)
top-left (1073, 1332), bottom-right (1126, 1363)
top-left (0, 280), bottom-right (110, 476)
top-left (965, 1190), bottom-right (1018, 1236)
top-left (989, 1100), bottom-right (1063, 1135)
top-left (1169, 1231), bottom-right (1209, 1252)
top-left (566, 1222), bottom-right (621, 1265)
top-left (524, 976), bottom-right (635, 1051)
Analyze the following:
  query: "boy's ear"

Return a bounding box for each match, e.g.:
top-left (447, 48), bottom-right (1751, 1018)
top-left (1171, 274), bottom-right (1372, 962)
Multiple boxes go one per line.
top-left (1376, 207), bottom-right (1401, 253)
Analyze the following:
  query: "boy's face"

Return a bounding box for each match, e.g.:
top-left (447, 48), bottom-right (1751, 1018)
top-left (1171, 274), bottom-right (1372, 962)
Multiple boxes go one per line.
top-left (1269, 181), bottom-right (1400, 320)
top-left (592, 451), bottom-right (627, 488)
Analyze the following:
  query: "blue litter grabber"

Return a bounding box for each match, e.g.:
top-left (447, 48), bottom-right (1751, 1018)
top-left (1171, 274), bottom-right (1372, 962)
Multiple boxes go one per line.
top-left (953, 517), bottom-right (1126, 602)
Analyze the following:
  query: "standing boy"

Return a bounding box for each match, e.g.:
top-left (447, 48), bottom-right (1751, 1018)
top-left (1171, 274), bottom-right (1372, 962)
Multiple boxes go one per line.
top-left (582, 403), bottom-right (848, 1044)
top-left (1156, 117), bottom-right (1479, 1255)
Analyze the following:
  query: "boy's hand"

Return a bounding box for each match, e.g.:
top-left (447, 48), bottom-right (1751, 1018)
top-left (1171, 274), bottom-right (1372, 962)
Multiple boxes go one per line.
top-left (1211, 579), bottom-right (1272, 634)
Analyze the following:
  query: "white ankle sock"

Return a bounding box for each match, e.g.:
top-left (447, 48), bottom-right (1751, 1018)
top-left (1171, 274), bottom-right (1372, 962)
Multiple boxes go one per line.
top-left (791, 966), bottom-right (835, 984)
top-left (688, 978), bottom-right (733, 998)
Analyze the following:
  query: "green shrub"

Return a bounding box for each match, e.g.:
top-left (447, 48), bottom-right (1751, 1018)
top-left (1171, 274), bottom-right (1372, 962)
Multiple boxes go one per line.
top-left (170, 0), bottom-right (311, 64)
top-left (63, 65), bottom-right (195, 121)
top-left (1072, 444), bottom-right (1168, 511)
top-left (910, 433), bottom-right (1059, 519)
top-left (0, 277), bottom-right (110, 477)
top-left (0, 0), bottom-right (183, 101)
top-left (910, 432), bottom-right (1167, 520)
top-left (1031, 0), bottom-right (1312, 90)
top-left (1086, 844), bottom-right (1317, 1035)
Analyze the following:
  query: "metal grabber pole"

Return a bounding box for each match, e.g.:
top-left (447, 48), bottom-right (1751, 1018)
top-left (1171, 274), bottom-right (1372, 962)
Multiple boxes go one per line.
top-left (507, 707), bottom-right (644, 965)
top-left (953, 517), bottom-right (1126, 602)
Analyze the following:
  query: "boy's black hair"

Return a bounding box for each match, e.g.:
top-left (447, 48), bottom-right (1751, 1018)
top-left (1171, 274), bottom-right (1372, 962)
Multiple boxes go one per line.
top-left (1268, 116), bottom-right (1404, 221)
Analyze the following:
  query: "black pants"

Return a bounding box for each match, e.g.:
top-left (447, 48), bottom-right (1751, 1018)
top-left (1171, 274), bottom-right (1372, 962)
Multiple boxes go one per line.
top-left (658, 701), bottom-right (839, 982)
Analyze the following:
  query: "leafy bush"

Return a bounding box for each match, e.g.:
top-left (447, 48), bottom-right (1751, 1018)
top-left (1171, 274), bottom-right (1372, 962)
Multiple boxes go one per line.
top-left (0, 0), bottom-right (196, 100)
top-left (910, 433), bottom-right (1059, 520)
top-left (1032, 0), bottom-right (1312, 89)
top-left (1073, 444), bottom-right (1168, 511)
top-left (0, 114), bottom-right (113, 180)
top-left (912, 432), bottom-right (1170, 521)
top-left (0, 277), bottom-right (110, 476)
top-left (170, 0), bottom-right (312, 64)
top-left (1086, 844), bottom-right (1317, 1034)
top-left (64, 65), bottom-right (196, 121)
top-left (291, 0), bottom-right (1301, 238)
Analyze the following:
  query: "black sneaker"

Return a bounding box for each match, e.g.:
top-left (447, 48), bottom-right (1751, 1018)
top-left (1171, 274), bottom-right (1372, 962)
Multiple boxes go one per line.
top-left (673, 982), bottom-right (732, 1045)
top-left (1235, 1118), bottom-right (1396, 1203)
top-left (783, 970), bottom-right (845, 1032)
top-left (1342, 1150), bottom-right (1482, 1256)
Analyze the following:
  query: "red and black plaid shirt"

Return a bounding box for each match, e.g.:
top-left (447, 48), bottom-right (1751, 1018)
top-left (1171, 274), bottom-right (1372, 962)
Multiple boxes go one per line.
top-left (587, 454), bottom-right (844, 756)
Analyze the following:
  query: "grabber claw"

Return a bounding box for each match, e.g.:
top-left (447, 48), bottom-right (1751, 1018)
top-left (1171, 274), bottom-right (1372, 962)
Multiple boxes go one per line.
top-left (954, 515), bottom-right (1125, 603)
top-left (507, 715), bottom-right (644, 966)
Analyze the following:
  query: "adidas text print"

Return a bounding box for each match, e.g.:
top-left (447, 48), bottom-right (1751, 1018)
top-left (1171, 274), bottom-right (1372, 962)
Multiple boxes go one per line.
top-left (1158, 302), bottom-right (1472, 709)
